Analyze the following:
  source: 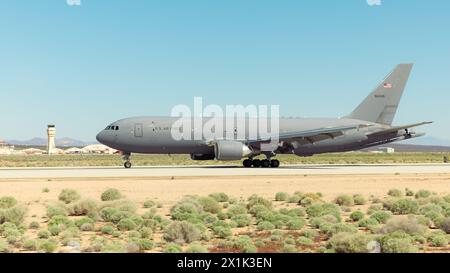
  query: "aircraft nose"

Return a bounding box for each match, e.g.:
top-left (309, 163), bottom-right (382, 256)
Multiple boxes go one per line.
top-left (96, 131), bottom-right (107, 144)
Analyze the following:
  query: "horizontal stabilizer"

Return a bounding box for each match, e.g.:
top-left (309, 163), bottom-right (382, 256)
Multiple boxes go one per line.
top-left (368, 121), bottom-right (433, 136)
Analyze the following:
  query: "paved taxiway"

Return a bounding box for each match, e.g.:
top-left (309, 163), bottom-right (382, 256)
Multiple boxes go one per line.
top-left (1, 164), bottom-right (450, 179)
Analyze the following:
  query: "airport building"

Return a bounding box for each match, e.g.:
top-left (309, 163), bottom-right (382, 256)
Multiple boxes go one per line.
top-left (0, 139), bottom-right (14, 155)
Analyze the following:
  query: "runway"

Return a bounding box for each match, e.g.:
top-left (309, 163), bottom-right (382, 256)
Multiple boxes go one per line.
top-left (1, 164), bottom-right (450, 179)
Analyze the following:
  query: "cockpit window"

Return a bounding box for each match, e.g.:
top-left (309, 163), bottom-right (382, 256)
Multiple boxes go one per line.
top-left (115, 126), bottom-right (119, 131)
top-left (106, 126), bottom-right (111, 130)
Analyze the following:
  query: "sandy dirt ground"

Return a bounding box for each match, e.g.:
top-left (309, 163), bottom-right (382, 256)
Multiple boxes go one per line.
top-left (1, 173), bottom-right (449, 222)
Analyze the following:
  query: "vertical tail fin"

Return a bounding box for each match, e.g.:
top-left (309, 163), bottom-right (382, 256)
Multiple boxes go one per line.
top-left (345, 64), bottom-right (413, 125)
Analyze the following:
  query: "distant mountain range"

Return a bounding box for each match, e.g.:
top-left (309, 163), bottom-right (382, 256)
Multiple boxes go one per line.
top-left (7, 138), bottom-right (97, 147)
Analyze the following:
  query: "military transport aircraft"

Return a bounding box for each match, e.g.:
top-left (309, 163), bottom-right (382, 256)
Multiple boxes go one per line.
top-left (96, 64), bottom-right (432, 168)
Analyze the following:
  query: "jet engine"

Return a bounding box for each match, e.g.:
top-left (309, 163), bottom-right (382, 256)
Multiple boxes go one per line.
top-left (214, 141), bottom-right (253, 161)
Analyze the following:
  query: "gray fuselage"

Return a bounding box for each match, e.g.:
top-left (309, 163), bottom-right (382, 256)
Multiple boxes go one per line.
top-left (96, 116), bottom-right (404, 158)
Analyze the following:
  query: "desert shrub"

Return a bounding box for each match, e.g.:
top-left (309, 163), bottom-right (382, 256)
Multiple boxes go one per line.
top-left (297, 236), bottom-right (314, 246)
top-left (369, 211), bottom-right (392, 224)
top-left (164, 243), bottom-right (182, 253)
top-left (380, 217), bottom-right (427, 235)
top-left (59, 227), bottom-right (80, 240)
top-left (208, 193), bottom-right (229, 203)
top-left (117, 218), bottom-right (137, 231)
top-left (58, 189), bottom-right (81, 204)
top-left (299, 197), bottom-right (314, 207)
top-left (138, 226), bottom-right (153, 238)
top-left (275, 192), bottom-right (289, 202)
top-left (335, 195), bottom-right (354, 207)
top-left (38, 240), bottom-right (58, 253)
top-left (46, 202), bottom-right (68, 218)
top-left (214, 226), bottom-right (232, 239)
top-left (378, 232), bottom-right (417, 253)
top-left (101, 241), bottom-right (127, 253)
top-left (227, 204), bottom-right (248, 216)
top-left (29, 221), bottom-right (40, 229)
top-left (164, 221), bottom-right (201, 244)
top-left (419, 203), bottom-right (442, 215)
top-left (184, 242), bottom-right (208, 253)
top-left (282, 208), bottom-right (306, 218)
top-left (0, 239), bottom-right (9, 253)
top-left (358, 218), bottom-right (379, 228)
top-left (350, 211), bottom-right (365, 222)
top-left (0, 197), bottom-right (17, 209)
top-left (231, 214), bottom-right (252, 227)
top-left (70, 218), bottom-right (92, 230)
top-left (48, 225), bottom-right (62, 236)
top-left (101, 188), bottom-right (122, 201)
top-left (42, 187), bottom-right (50, 193)
top-left (0, 205), bottom-right (27, 225)
top-left (23, 239), bottom-right (38, 251)
top-left (67, 198), bottom-right (98, 216)
top-left (327, 232), bottom-right (373, 253)
top-left (303, 230), bottom-right (318, 239)
top-left (405, 188), bottom-right (414, 197)
top-left (37, 229), bottom-right (51, 239)
top-left (306, 203), bottom-right (341, 222)
top-left (429, 235), bottom-right (448, 247)
top-left (283, 243), bottom-right (297, 253)
top-left (203, 214), bottom-right (218, 226)
top-left (286, 219), bottom-right (306, 230)
top-left (389, 199), bottom-right (419, 215)
top-left (212, 222), bottom-right (232, 239)
top-left (99, 207), bottom-right (119, 222)
top-left (243, 244), bottom-right (257, 253)
top-left (232, 235), bottom-right (253, 250)
top-left (367, 204), bottom-right (383, 215)
top-left (437, 217), bottom-right (450, 234)
top-left (80, 223), bottom-right (94, 232)
top-left (247, 195), bottom-right (272, 210)
top-left (143, 200), bottom-right (155, 208)
top-left (170, 197), bottom-right (203, 221)
top-left (388, 189), bottom-right (403, 197)
top-left (287, 194), bottom-right (302, 204)
top-left (134, 238), bottom-right (153, 251)
top-left (415, 190), bottom-right (432, 199)
top-left (310, 215), bottom-right (339, 229)
top-left (198, 197), bottom-right (221, 214)
top-left (101, 225), bottom-right (114, 235)
top-left (326, 223), bottom-right (358, 236)
top-left (257, 221), bottom-right (275, 231)
top-left (353, 195), bottom-right (367, 205)
top-left (47, 215), bottom-right (73, 230)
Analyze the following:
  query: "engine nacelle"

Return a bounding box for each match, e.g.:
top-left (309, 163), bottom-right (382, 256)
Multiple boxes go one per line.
top-left (190, 154), bottom-right (215, 161)
top-left (214, 141), bottom-right (253, 161)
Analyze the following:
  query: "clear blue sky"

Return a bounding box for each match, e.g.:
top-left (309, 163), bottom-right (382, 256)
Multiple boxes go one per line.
top-left (0, 0), bottom-right (449, 142)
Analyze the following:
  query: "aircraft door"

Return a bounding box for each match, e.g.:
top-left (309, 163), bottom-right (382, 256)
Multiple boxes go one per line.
top-left (134, 123), bottom-right (143, 137)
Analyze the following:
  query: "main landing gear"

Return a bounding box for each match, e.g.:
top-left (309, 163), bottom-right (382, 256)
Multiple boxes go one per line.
top-left (243, 158), bottom-right (280, 168)
top-left (123, 152), bottom-right (132, 169)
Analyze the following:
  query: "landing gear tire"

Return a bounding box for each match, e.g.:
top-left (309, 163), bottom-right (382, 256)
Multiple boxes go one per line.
top-left (261, 159), bottom-right (271, 168)
top-left (243, 159), bottom-right (253, 168)
top-left (252, 159), bottom-right (262, 168)
top-left (124, 162), bottom-right (132, 169)
top-left (270, 159), bottom-right (280, 168)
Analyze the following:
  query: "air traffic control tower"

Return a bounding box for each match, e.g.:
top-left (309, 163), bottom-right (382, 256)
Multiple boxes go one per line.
top-left (47, 125), bottom-right (56, 154)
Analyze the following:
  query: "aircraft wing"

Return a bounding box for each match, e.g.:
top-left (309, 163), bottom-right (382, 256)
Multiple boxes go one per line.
top-left (368, 121), bottom-right (433, 136)
top-left (249, 125), bottom-right (361, 145)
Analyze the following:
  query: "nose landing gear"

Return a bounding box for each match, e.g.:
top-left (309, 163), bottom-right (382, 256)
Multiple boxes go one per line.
top-left (123, 152), bottom-right (132, 169)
